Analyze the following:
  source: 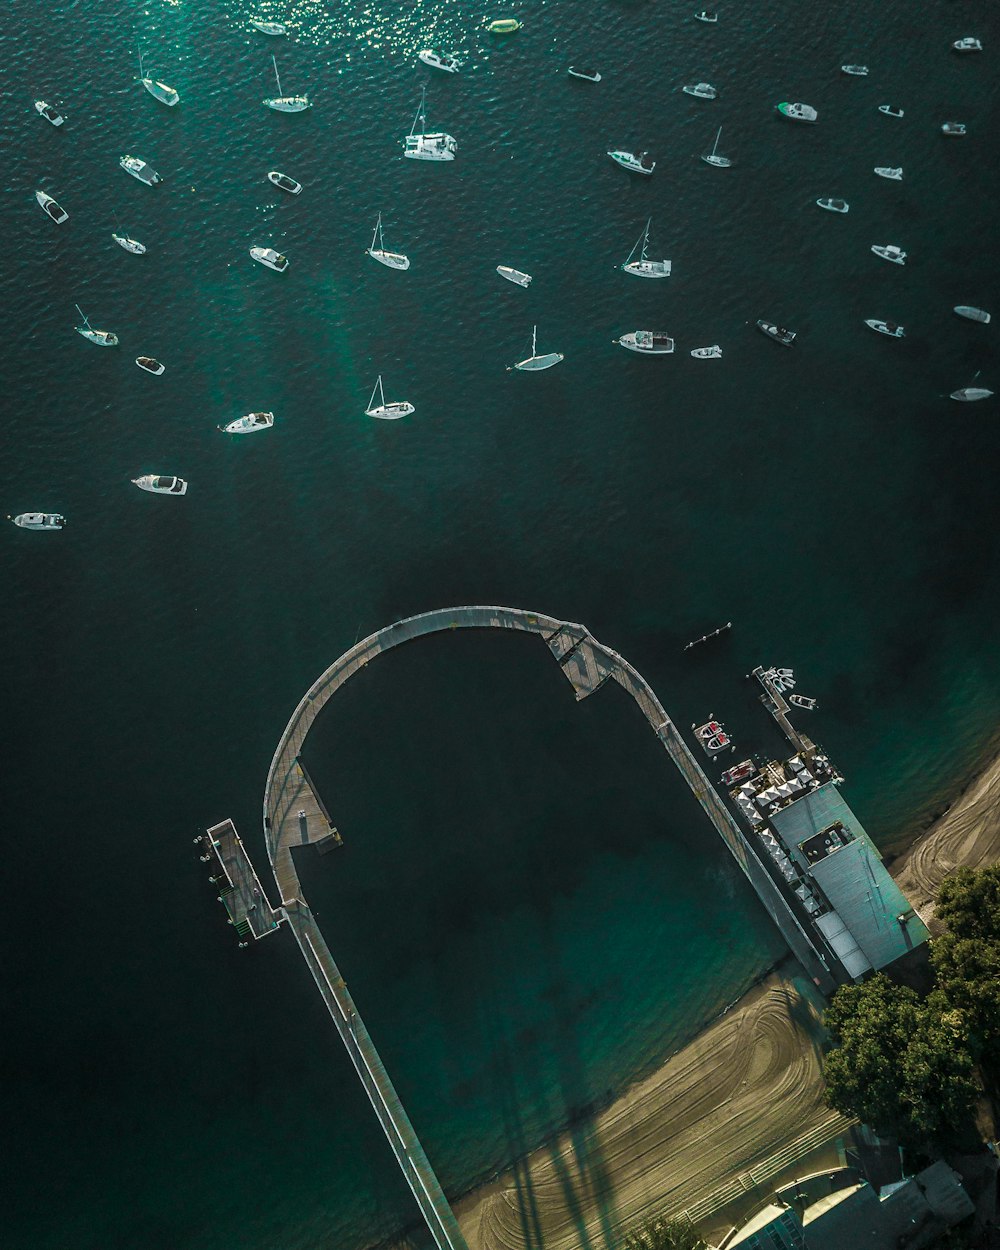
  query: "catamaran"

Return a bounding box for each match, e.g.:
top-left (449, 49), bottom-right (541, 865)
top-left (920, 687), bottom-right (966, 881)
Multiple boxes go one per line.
top-left (10, 512), bottom-right (66, 530)
top-left (36, 191), bottom-right (68, 224)
top-left (250, 17), bottom-right (287, 35)
top-left (34, 100), bottom-right (64, 126)
top-left (497, 266), bottom-right (532, 287)
top-left (621, 218), bottom-right (671, 278)
top-left (138, 48), bottom-right (179, 106)
top-left (701, 125), bottom-right (730, 167)
top-left (365, 375), bottom-right (414, 419)
top-left (614, 330), bottom-right (674, 355)
top-left (74, 305), bottom-right (118, 346)
top-left (509, 325), bottom-right (563, 371)
top-left (403, 87), bottom-right (456, 160)
top-left (220, 411), bottom-right (275, 434)
top-left (419, 50), bottom-right (461, 73)
top-left (120, 155), bottom-right (162, 185)
top-left (263, 55), bottom-right (310, 111)
top-left (366, 212), bottom-right (409, 270)
top-left (871, 244), bottom-right (906, 265)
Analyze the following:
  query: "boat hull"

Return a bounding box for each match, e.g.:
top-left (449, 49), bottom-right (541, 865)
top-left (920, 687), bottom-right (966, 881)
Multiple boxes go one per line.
top-left (366, 403), bottom-right (415, 419)
top-left (513, 354), bottom-right (564, 371)
top-left (250, 247), bottom-right (289, 271)
top-left (222, 412), bottom-right (275, 433)
top-left (419, 52), bottom-right (460, 73)
top-left (36, 191), bottom-right (68, 223)
top-left (34, 100), bottom-right (64, 126)
top-left (691, 346), bottom-right (722, 358)
top-left (264, 97), bottom-right (311, 112)
top-left (136, 357), bottom-right (165, 375)
top-left (497, 267), bottom-right (532, 287)
top-left (615, 333), bottom-right (674, 354)
top-left (368, 250), bottom-right (410, 270)
top-left (132, 475), bottom-right (188, 495)
top-left (488, 20), bottom-right (521, 34)
top-left (12, 513), bottom-right (65, 530)
top-left (865, 320), bottom-right (905, 337)
top-left (120, 157), bottom-right (162, 185)
top-left (954, 306), bottom-right (991, 324)
top-left (951, 389), bottom-right (993, 402)
top-left (607, 151), bottom-right (655, 175)
top-left (622, 260), bottom-right (671, 278)
top-left (268, 172), bottom-right (302, 194)
top-left (776, 102), bottom-right (818, 123)
top-left (143, 78), bottom-right (179, 106)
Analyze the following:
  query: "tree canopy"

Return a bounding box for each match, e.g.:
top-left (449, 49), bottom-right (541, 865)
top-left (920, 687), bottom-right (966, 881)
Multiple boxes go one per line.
top-left (932, 864), bottom-right (1000, 1061)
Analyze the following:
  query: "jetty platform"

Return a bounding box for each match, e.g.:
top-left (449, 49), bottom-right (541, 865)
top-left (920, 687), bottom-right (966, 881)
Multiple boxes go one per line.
top-left (202, 819), bottom-right (283, 942)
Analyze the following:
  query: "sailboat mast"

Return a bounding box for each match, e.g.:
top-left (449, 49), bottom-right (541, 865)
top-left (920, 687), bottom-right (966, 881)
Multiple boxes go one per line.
top-left (74, 303), bottom-right (89, 328)
top-left (641, 217), bottom-right (651, 262)
top-left (371, 213), bottom-right (381, 253)
top-left (531, 325), bottom-right (537, 357)
top-left (712, 126), bottom-right (722, 156)
top-left (272, 54), bottom-right (282, 97)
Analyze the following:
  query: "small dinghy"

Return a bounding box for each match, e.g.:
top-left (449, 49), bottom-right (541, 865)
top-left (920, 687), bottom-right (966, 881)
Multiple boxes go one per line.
top-left (136, 356), bottom-right (165, 375)
top-left (694, 718), bottom-right (732, 757)
top-left (952, 37), bottom-right (982, 53)
top-left (694, 11), bottom-right (718, 22)
top-left (789, 694), bottom-right (817, 710)
top-left (268, 170), bottom-right (302, 194)
top-left (691, 345), bottom-right (722, 358)
top-left (776, 102), bottom-right (817, 123)
top-left (419, 50), bottom-right (461, 73)
top-left (488, 19), bottom-right (521, 34)
top-left (614, 330), bottom-right (674, 355)
top-left (865, 318), bottom-right (905, 337)
top-left (403, 87), bottom-right (457, 160)
top-left (497, 266), bottom-right (532, 287)
top-left (250, 246), bottom-right (289, 271)
top-left (871, 244), bottom-right (906, 265)
top-left (621, 218), bottom-right (671, 278)
top-left (875, 166), bottom-right (903, 180)
top-left (878, 104), bottom-right (904, 118)
top-left (841, 64), bottom-right (868, 76)
top-left (756, 320), bottom-right (795, 347)
top-left (817, 197), bottom-right (849, 213)
top-left (263, 54), bottom-right (310, 111)
top-left (567, 67), bottom-right (601, 82)
top-left (365, 375), bottom-right (414, 419)
top-left (138, 49), bottom-right (179, 106)
top-left (509, 325), bottom-right (563, 371)
top-left (951, 387), bottom-right (993, 402)
top-left (74, 304), bottom-right (118, 346)
top-left (607, 149), bottom-right (655, 175)
top-left (367, 213), bottom-right (409, 270)
top-left (10, 512), bottom-right (65, 530)
top-left (120, 155), bottom-right (162, 185)
top-left (220, 411), bottom-right (274, 433)
top-left (34, 99), bottom-right (64, 126)
top-left (721, 761), bottom-right (757, 788)
top-left (250, 17), bottom-right (287, 35)
top-left (941, 122), bottom-right (966, 136)
top-left (683, 82), bottom-right (717, 99)
top-left (133, 475), bottom-right (187, 495)
top-left (113, 232), bottom-right (146, 254)
top-left (36, 190), bottom-right (68, 224)
top-left (954, 306), bottom-right (991, 324)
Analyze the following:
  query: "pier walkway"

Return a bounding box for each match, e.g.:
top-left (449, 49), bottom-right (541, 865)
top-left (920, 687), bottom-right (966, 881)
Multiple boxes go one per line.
top-left (260, 607), bottom-right (837, 1250)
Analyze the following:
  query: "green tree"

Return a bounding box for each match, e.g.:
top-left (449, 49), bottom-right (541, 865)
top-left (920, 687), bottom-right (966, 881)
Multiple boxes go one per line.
top-left (935, 865), bottom-right (1000, 942)
top-left (932, 865), bottom-right (1000, 1062)
top-left (620, 1215), bottom-right (706, 1250)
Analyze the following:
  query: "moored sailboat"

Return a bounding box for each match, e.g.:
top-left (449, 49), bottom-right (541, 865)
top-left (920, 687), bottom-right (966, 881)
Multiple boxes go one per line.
top-left (138, 48), bottom-right (179, 106)
top-left (366, 212), bottom-right (409, 270)
top-left (621, 218), bottom-right (671, 278)
top-left (701, 125), bottom-right (731, 167)
top-left (365, 375), bottom-right (414, 419)
top-left (509, 325), bottom-right (564, 371)
top-left (74, 304), bottom-right (118, 346)
top-left (263, 54), bottom-right (310, 111)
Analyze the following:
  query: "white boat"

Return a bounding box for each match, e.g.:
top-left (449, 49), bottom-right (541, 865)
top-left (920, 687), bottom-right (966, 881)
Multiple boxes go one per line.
top-left (113, 232), bottom-right (146, 254)
top-left (268, 170), bottom-right (302, 194)
top-left (138, 49), bottom-right (179, 107)
top-left (34, 100), bottom-right (64, 126)
top-left (614, 330), bottom-right (674, 355)
top-left (36, 190), bottom-right (68, 224)
top-left (691, 345), bottom-right (722, 358)
top-left (871, 244), bottom-right (906, 265)
top-left (789, 694), bottom-right (817, 710)
top-left (952, 37), bottom-right (982, 53)
top-left (419, 50), bottom-right (461, 73)
top-left (509, 325), bottom-right (564, 371)
top-left (263, 54), bottom-right (310, 111)
top-left (817, 197), bottom-right (849, 213)
top-left (865, 319), bottom-right (904, 338)
top-left (683, 82), bottom-right (717, 99)
top-left (220, 411), bottom-right (274, 433)
top-left (74, 304), bottom-right (118, 346)
top-left (136, 356), bottom-right (165, 375)
top-left (694, 11), bottom-right (718, 22)
top-left (250, 18), bottom-right (287, 35)
top-left (874, 166), bottom-right (902, 180)
top-left (951, 387), bottom-right (993, 402)
top-left (250, 246), bottom-right (289, 271)
top-left (776, 102), bottom-right (817, 123)
top-left (365, 375), bottom-right (414, 419)
top-left (132, 474), bottom-right (188, 495)
top-left (567, 67), bottom-right (601, 82)
top-left (941, 122), bottom-right (967, 137)
top-left (497, 265), bottom-right (532, 287)
top-left (607, 149), bottom-right (655, 175)
top-left (701, 124), bottom-right (731, 167)
top-left (403, 87), bottom-right (456, 160)
top-left (366, 212), bottom-right (409, 270)
top-left (621, 218), bottom-right (671, 278)
top-left (878, 104), bottom-right (904, 118)
top-left (954, 306), bottom-right (991, 324)
top-left (120, 155), bottom-right (162, 185)
top-left (841, 64), bottom-right (868, 76)
top-left (9, 512), bottom-right (65, 530)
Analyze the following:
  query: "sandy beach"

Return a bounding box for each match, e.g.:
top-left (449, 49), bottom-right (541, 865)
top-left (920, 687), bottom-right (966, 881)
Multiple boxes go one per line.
top-left (452, 753), bottom-right (1000, 1250)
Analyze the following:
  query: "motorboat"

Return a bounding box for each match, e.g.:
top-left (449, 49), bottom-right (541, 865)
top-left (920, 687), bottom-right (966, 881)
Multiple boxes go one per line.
top-left (568, 67), bottom-right (601, 82)
top-left (756, 320), bottom-right (795, 347)
top-left (263, 55), bottom-right (310, 111)
top-left (951, 387), bottom-right (993, 402)
top-left (683, 82), bottom-right (717, 99)
top-left (138, 50), bottom-right (179, 106)
top-left (497, 266), bottom-right (532, 287)
top-left (874, 166), bottom-right (902, 180)
top-left (132, 475), bottom-right (188, 495)
top-left (268, 170), bottom-right (302, 195)
top-left (621, 217), bottom-right (671, 278)
top-left (250, 18), bottom-right (287, 35)
top-left (120, 155), bottom-right (162, 185)
top-left (694, 11), bottom-right (718, 22)
top-left (721, 760), bottom-right (757, 788)
top-left (403, 87), bottom-right (457, 160)
top-left (250, 246), bottom-right (289, 271)
top-left (36, 190), bottom-right (68, 224)
top-left (419, 50), bottom-right (460, 73)
top-left (136, 356), bottom-right (165, 375)
top-left (34, 100), bottom-right (64, 126)
top-left (614, 330), bottom-right (674, 355)
top-left (113, 232), bottom-right (146, 254)
top-left (74, 304), bottom-right (118, 346)
top-left (691, 345), bottom-right (722, 358)
top-left (10, 512), bottom-right (65, 530)
top-left (367, 212), bottom-right (409, 270)
top-left (488, 19), bottom-right (521, 33)
top-left (952, 37), bottom-right (982, 53)
top-left (220, 411), bottom-right (274, 433)
top-left (694, 718), bottom-right (732, 757)
top-left (941, 122), bottom-right (966, 136)
top-left (878, 104), bottom-right (904, 118)
top-left (817, 197), bottom-right (849, 213)
top-left (954, 306), bottom-right (991, 324)
top-left (841, 64), bottom-right (868, 76)
top-left (789, 694), bottom-right (817, 710)
top-left (865, 319), bottom-right (905, 337)
top-left (509, 325), bottom-right (563, 371)
top-left (872, 244), bottom-right (906, 265)
top-left (607, 149), bottom-right (655, 175)
top-left (702, 125), bottom-right (731, 167)
top-left (365, 375), bottom-right (414, 419)
top-left (776, 102), bottom-right (817, 123)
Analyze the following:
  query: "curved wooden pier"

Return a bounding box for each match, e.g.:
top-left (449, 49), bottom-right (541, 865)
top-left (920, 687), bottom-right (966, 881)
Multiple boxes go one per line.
top-left (262, 607), bottom-right (833, 1250)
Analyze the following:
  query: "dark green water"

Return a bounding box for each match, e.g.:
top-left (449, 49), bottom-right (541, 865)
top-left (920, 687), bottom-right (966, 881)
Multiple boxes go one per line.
top-left (3, 1), bottom-right (999, 1247)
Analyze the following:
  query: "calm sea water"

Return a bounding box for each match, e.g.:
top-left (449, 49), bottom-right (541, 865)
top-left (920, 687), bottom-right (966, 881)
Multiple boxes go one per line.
top-left (3, 1), bottom-right (999, 1247)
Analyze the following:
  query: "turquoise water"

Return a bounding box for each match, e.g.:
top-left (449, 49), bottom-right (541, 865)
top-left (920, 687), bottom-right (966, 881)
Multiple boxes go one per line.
top-left (3, 1), bottom-right (1000, 1247)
